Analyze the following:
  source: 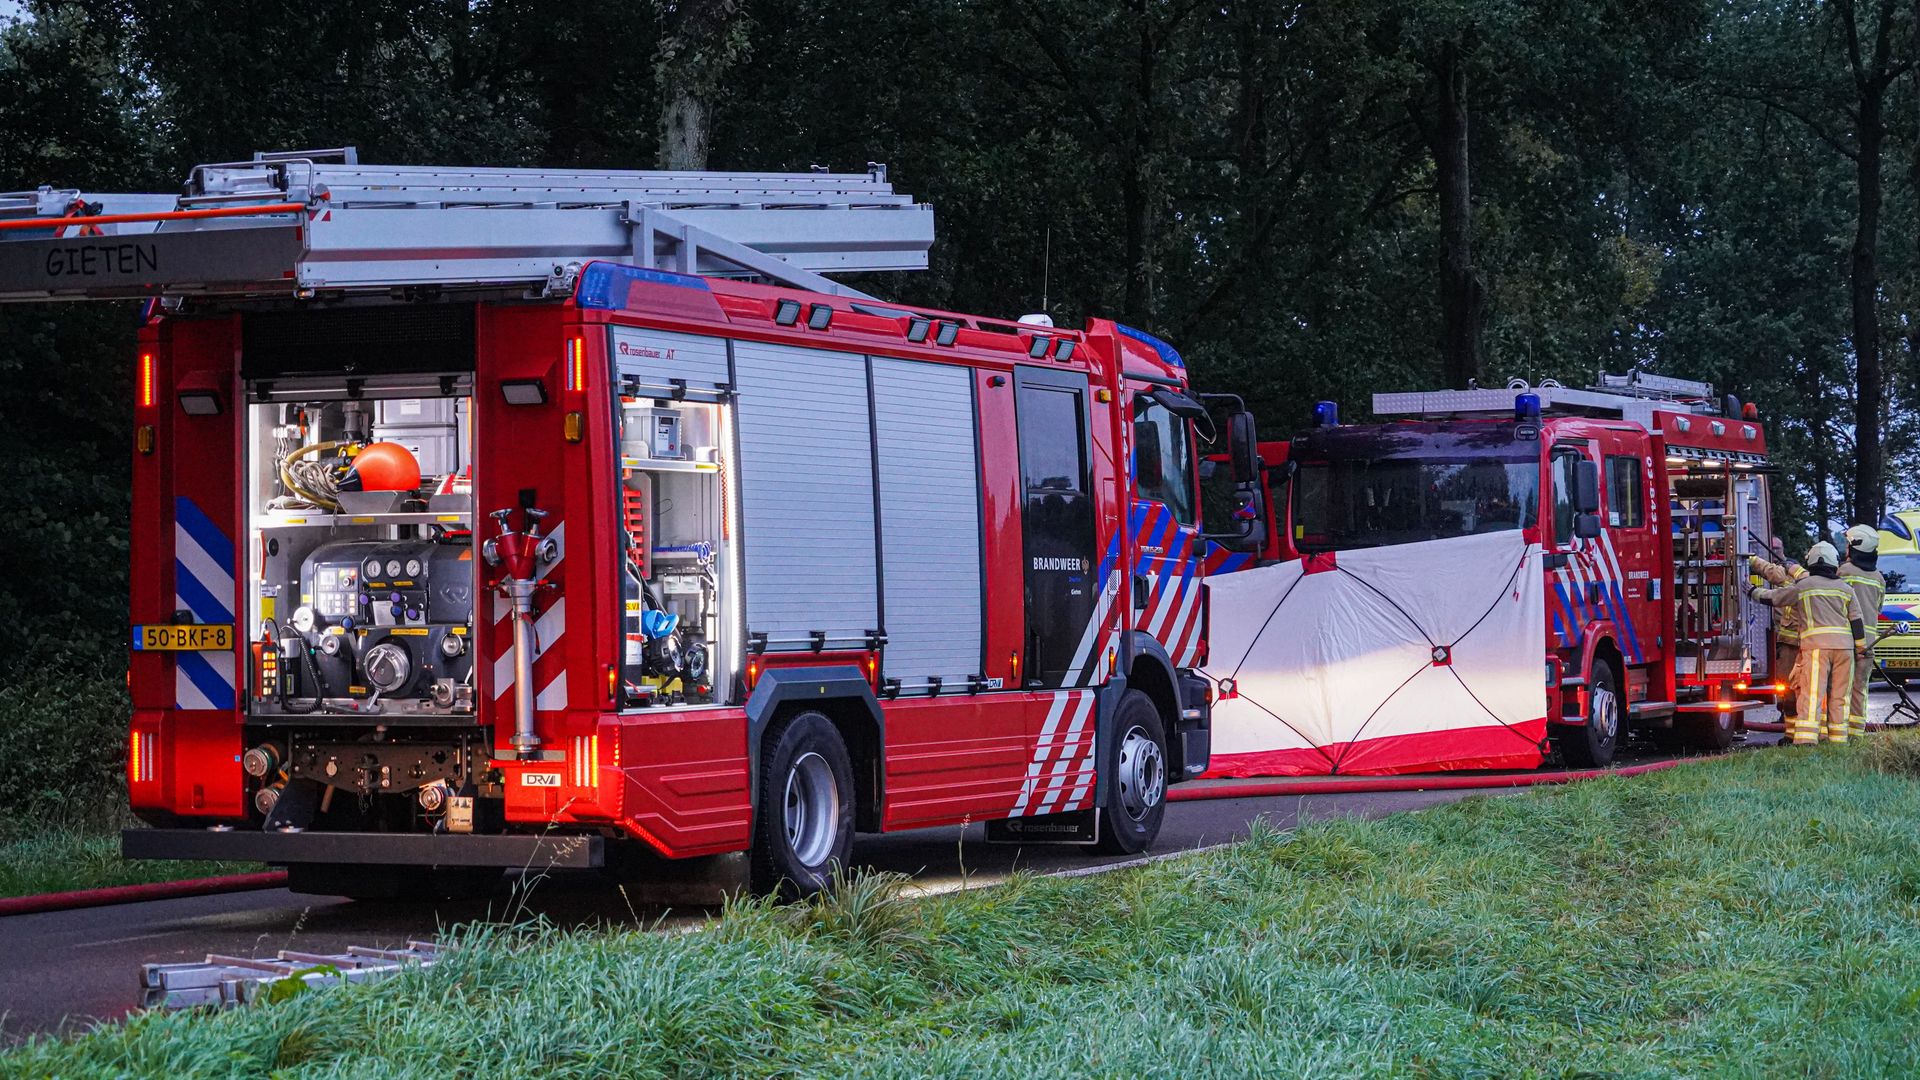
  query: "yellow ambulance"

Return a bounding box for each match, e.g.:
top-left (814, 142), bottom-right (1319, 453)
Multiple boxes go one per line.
top-left (1873, 511), bottom-right (1920, 686)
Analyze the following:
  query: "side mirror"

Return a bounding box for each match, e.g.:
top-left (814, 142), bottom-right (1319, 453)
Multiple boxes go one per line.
top-left (1575, 512), bottom-right (1602, 540)
top-left (1228, 411), bottom-right (1259, 484)
top-left (1206, 485), bottom-right (1268, 553)
top-left (1574, 459), bottom-right (1600, 514)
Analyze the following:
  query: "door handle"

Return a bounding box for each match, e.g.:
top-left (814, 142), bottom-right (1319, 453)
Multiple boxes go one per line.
top-left (1133, 574), bottom-right (1150, 611)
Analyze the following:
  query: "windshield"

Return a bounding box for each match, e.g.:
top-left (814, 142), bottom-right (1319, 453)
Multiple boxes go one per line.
top-left (1882, 553), bottom-right (1920, 596)
top-left (1294, 457), bottom-right (1540, 551)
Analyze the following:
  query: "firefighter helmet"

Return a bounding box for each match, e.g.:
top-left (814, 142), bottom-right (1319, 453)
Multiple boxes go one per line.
top-left (1805, 541), bottom-right (1840, 569)
top-left (1845, 523), bottom-right (1880, 555)
top-left (340, 441), bottom-right (421, 493)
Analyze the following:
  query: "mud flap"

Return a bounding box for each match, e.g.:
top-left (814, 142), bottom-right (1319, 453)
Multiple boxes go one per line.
top-left (985, 808), bottom-right (1097, 844)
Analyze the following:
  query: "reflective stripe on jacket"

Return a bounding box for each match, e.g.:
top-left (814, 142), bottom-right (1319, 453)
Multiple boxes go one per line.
top-left (1840, 562), bottom-right (1885, 643)
top-left (1752, 576), bottom-right (1860, 651)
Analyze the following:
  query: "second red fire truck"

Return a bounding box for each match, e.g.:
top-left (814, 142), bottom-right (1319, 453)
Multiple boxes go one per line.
top-left (1278, 375), bottom-right (1775, 766)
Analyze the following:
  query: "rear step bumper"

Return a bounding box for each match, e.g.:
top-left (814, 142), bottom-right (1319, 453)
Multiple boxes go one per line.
top-left (123, 828), bottom-right (604, 869)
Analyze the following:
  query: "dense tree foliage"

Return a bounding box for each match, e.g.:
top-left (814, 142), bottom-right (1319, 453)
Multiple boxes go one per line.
top-left (0, 0), bottom-right (1915, 687)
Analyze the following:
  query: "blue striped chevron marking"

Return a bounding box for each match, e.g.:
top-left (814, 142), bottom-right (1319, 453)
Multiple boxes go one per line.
top-left (174, 497), bottom-right (236, 710)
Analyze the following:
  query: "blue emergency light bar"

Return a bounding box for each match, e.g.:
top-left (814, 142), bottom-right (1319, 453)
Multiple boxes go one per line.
top-left (1312, 401), bottom-right (1339, 427)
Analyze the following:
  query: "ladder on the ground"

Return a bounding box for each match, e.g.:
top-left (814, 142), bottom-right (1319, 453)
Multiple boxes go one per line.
top-left (0, 147), bottom-right (932, 303)
top-left (141, 940), bottom-right (442, 1009)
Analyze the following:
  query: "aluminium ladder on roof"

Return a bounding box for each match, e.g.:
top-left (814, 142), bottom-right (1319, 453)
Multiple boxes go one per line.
top-left (1373, 374), bottom-right (1725, 430)
top-left (0, 148), bottom-right (933, 302)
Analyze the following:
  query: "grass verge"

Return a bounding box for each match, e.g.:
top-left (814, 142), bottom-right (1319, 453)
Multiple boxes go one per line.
top-left (8, 740), bottom-right (1920, 1077)
top-left (0, 824), bottom-right (260, 900)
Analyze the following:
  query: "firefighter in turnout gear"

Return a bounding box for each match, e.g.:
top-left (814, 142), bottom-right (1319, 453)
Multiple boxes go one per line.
top-left (1749, 544), bottom-right (1810, 721)
top-left (1750, 542), bottom-right (1867, 744)
top-left (1841, 523), bottom-right (1886, 738)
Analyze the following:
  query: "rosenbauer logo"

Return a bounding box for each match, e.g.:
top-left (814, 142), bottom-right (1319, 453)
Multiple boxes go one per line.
top-left (1032, 556), bottom-right (1087, 572)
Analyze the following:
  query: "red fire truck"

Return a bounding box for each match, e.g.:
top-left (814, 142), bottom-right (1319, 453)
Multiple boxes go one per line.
top-left (1279, 375), bottom-right (1775, 766)
top-left (0, 152), bottom-right (1265, 896)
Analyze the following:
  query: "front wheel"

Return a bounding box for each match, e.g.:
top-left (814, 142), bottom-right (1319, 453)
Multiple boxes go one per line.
top-left (1094, 691), bottom-right (1169, 855)
top-left (750, 710), bottom-right (855, 899)
top-left (1556, 660), bottom-right (1620, 768)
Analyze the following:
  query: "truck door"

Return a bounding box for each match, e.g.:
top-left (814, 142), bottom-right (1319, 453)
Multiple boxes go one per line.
top-left (1016, 368), bottom-right (1098, 688)
top-left (1547, 440), bottom-right (1594, 654)
top-left (1129, 387), bottom-right (1203, 667)
top-left (1597, 430), bottom-right (1657, 669)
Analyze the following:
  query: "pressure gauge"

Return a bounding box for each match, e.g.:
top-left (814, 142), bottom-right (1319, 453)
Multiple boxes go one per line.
top-left (364, 557), bottom-right (383, 578)
top-left (291, 605), bottom-right (318, 634)
top-left (405, 558), bottom-right (423, 577)
top-left (386, 559), bottom-right (403, 578)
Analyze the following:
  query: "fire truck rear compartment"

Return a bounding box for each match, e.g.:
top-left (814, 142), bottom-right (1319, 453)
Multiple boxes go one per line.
top-left (245, 382), bottom-right (478, 722)
top-left (239, 362), bottom-right (488, 827)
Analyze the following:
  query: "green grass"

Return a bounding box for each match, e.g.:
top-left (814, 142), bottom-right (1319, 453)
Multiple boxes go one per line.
top-left (9, 741), bottom-right (1920, 1077)
top-left (0, 823), bottom-right (261, 899)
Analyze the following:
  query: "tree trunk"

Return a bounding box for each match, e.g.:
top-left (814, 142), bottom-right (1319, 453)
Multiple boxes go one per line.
top-left (653, 0), bottom-right (746, 172)
top-left (1814, 416), bottom-right (1832, 540)
top-left (1850, 87), bottom-right (1885, 527)
top-left (1121, 11), bottom-right (1160, 325)
top-left (660, 88), bottom-right (709, 172)
top-left (1432, 39), bottom-right (1483, 389)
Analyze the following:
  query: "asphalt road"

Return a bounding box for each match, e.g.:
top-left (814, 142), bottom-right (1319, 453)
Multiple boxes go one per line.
top-left (2, 686), bottom-right (1909, 1043)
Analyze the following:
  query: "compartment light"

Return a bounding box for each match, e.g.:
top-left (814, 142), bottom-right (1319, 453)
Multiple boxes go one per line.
top-left (906, 317), bottom-right (931, 343)
top-left (1053, 339), bottom-right (1076, 362)
top-left (177, 389), bottom-right (223, 416)
top-left (935, 321), bottom-right (960, 346)
top-left (500, 379), bottom-right (547, 406)
top-left (806, 303), bottom-right (833, 330)
top-left (774, 299), bottom-right (802, 326)
top-left (1027, 335), bottom-right (1050, 359)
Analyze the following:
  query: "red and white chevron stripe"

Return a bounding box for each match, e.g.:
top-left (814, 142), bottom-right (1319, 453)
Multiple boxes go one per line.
top-left (1009, 690), bottom-right (1098, 817)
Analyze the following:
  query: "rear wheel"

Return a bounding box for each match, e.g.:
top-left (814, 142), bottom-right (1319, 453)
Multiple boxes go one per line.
top-left (1556, 660), bottom-right (1619, 768)
top-left (750, 710), bottom-right (855, 899)
top-left (1093, 691), bottom-right (1168, 855)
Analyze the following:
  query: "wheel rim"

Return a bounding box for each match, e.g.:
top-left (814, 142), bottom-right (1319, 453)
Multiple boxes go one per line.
top-left (1591, 685), bottom-right (1619, 743)
top-left (1115, 725), bottom-right (1165, 824)
top-left (782, 751), bottom-right (839, 867)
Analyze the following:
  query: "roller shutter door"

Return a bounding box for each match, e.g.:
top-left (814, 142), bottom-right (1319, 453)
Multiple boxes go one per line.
top-left (733, 341), bottom-right (877, 648)
top-left (872, 357), bottom-right (983, 690)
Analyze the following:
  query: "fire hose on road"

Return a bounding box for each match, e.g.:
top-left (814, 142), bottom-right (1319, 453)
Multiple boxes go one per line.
top-left (1168, 758), bottom-right (1686, 802)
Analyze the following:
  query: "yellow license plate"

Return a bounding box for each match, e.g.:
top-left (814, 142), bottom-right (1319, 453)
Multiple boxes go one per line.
top-left (133, 624), bottom-right (234, 651)
top-left (1880, 656), bottom-right (1920, 670)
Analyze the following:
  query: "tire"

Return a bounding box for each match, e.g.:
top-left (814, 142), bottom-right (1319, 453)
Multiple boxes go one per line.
top-left (1556, 660), bottom-right (1620, 768)
top-left (1093, 691), bottom-right (1169, 855)
top-left (750, 710), bottom-right (856, 899)
top-left (285, 863), bottom-right (503, 901)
